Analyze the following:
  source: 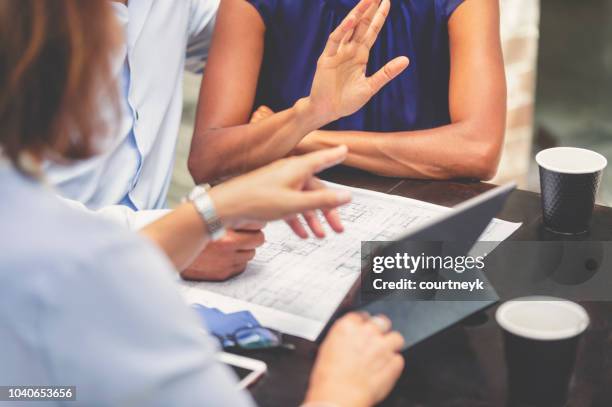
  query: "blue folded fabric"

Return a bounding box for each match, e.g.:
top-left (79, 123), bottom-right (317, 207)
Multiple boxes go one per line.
top-left (191, 304), bottom-right (261, 347)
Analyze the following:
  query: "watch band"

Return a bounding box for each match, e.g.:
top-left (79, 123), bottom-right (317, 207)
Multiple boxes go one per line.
top-left (187, 184), bottom-right (226, 241)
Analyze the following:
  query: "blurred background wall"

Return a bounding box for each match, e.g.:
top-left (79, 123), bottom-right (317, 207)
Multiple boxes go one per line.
top-left (169, 0), bottom-right (612, 208)
top-left (491, 0), bottom-right (540, 187)
top-left (167, 72), bottom-right (200, 207)
top-left (531, 0), bottom-right (612, 205)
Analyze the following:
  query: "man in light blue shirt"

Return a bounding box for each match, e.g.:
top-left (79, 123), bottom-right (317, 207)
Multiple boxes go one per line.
top-left (45, 0), bottom-right (261, 279)
top-left (47, 0), bottom-right (214, 211)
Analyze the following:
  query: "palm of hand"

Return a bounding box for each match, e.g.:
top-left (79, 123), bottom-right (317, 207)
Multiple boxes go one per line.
top-left (307, 0), bottom-right (409, 124)
top-left (311, 43), bottom-right (374, 120)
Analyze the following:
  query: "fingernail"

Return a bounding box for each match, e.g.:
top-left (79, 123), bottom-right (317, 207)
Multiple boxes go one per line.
top-left (335, 190), bottom-right (352, 203)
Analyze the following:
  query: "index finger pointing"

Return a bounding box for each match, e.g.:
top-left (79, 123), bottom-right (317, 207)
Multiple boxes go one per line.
top-left (294, 145), bottom-right (348, 175)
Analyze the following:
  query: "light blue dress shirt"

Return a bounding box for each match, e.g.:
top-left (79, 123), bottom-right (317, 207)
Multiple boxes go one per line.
top-left (44, 0), bottom-right (218, 211)
top-left (0, 163), bottom-right (254, 407)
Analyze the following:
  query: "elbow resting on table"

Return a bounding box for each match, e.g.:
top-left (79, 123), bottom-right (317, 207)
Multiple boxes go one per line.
top-left (428, 120), bottom-right (503, 181)
top-left (465, 141), bottom-right (501, 181)
top-left (188, 129), bottom-right (225, 184)
top-left (188, 151), bottom-right (212, 185)
top-left (458, 125), bottom-right (504, 181)
top-left (188, 158), bottom-right (205, 185)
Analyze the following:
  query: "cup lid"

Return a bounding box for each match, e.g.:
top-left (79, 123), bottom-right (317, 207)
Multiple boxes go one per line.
top-left (536, 147), bottom-right (607, 174)
top-left (496, 296), bottom-right (589, 341)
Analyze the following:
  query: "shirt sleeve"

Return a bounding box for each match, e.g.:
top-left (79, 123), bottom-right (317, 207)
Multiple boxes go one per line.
top-left (186, 0), bottom-right (221, 73)
top-left (443, 0), bottom-right (465, 20)
top-left (246, 0), bottom-right (278, 26)
top-left (40, 238), bottom-right (255, 407)
top-left (57, 196), bottom-right (170, 230)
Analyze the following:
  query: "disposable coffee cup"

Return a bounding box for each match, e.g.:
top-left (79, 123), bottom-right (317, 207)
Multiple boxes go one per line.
top-left (536, 147), bottom-right (607, 235)
top-left (496, 297), bottom-right (589, 407)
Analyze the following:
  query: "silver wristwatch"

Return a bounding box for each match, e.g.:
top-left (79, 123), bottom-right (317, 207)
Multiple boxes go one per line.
top-left (185, 184), bottom-right (226, 241)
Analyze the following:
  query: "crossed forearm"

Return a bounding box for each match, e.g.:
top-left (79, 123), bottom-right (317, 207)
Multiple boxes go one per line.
top-left (189, 98), bottom-right (330, 184)
top-left (296, 122), bottom-right (503, 180)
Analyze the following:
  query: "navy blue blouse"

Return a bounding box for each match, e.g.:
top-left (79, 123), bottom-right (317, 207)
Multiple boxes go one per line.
top-left (247, 0), bottom-right (464, 132)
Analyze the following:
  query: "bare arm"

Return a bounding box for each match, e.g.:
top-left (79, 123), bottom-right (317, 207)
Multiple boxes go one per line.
top-left (189, 0), bottom-right (409, 183)
top-left (143, 146), bottom-right (354, 271)
top-left (140, 203), bottom-right (211, 271)
top-left (275, 0), bottom-right (506, 180)
top-left (189, 0), bottom-right (320, 182)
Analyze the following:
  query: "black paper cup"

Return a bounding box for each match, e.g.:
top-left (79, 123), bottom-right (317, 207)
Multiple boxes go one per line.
top-left (496, 297), bottom-right (589, 407)
top-left (536, 147), bottom-right (607, 235)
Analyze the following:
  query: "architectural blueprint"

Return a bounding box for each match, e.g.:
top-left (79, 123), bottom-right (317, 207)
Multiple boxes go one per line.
top-left (179, 183), bottom-right (521, 340)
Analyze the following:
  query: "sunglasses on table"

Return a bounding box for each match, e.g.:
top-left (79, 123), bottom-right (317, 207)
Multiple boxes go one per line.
top-left (212, 325), bottom-right (295, 351)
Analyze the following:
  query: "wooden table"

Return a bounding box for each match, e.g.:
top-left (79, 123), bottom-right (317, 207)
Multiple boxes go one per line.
top-left (245, 167), bottom-right (612, 407)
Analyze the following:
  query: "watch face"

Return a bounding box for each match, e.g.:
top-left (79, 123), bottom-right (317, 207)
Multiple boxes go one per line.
top-left (191, 185), bottom-right (207, 199)
top-left (188, 186), bottom-right (226, 241)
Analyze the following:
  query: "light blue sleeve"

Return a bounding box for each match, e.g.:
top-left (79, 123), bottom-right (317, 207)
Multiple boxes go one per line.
top-left (57, 196), bottom-right (170, 230)
top-left (40, 238), bottom-right (255, 407)
top-left (186, 0), bottom-right (221, 73)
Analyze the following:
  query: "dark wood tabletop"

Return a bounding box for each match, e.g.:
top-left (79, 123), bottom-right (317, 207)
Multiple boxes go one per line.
top-left (244, 166), bottom-right (612, 407)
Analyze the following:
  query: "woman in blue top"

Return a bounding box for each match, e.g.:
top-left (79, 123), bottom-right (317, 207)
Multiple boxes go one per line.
top-left (190, 0), bottom-right (506, 182)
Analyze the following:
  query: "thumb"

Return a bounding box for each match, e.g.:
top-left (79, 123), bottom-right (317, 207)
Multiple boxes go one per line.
top-left (368, 56), bottom-right (409, 95)
top-left (250, 106), bottom-right (274, 124)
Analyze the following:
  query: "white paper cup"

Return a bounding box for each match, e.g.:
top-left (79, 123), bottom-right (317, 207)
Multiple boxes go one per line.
top-left (496, 297), bottom-right (589, 406)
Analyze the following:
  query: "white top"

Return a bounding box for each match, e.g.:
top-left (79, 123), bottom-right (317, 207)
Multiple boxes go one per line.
top-left (496, 297), bottom-right (590, 341)
top-left (536, 147), bottom-right (608, 174)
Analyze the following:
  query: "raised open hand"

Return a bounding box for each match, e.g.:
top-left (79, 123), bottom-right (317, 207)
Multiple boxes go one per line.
top-left (308, 0), bottom-right (409, 122)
